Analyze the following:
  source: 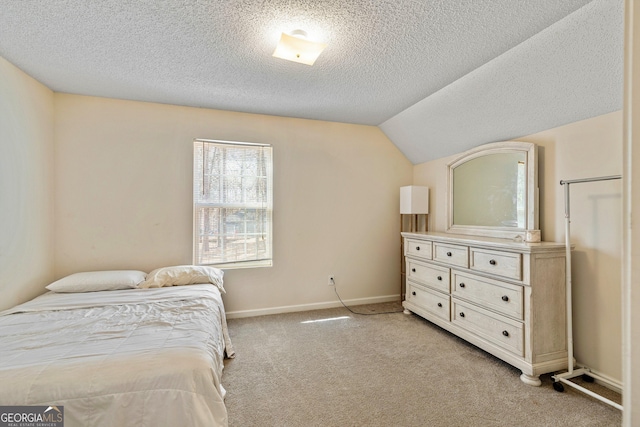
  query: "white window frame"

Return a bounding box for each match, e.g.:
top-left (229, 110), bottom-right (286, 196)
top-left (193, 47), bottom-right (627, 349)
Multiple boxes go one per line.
top-left (193, 139), bottom-right (273, 268)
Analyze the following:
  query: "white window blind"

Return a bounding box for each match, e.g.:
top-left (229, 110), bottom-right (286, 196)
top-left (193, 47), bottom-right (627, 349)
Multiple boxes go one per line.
top-left (193, 139), bottom-right (273, 267)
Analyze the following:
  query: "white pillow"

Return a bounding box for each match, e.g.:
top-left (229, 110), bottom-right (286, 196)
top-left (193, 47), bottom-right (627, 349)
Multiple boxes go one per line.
top-left (46, 270), bottom-right (147, 293)
top-left (139, 265), bottom-right (225, 293)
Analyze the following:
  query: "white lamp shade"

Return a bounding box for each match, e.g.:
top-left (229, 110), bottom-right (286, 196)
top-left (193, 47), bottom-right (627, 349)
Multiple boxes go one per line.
top-left (400, 186), bottom-right (429, 214)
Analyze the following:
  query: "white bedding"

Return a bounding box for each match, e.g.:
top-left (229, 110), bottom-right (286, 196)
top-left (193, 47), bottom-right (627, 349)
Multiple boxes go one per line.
top-left (0, 284), bottom-right (235, 427)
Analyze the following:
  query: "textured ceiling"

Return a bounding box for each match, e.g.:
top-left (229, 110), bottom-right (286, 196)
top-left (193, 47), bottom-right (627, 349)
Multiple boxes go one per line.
top-left (381, 0), bottom-right (624, 162)
top-left (0, 0), bottom-right (623, 163)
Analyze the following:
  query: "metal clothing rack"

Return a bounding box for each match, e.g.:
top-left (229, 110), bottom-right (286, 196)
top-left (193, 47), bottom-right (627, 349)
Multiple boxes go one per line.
top-left (552, 175), bottom-right (623, 411)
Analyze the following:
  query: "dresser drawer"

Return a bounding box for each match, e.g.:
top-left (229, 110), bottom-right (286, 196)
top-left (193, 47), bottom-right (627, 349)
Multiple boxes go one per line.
top-left (452, 299), bottom-right (524, 357)
top-left (407, 281), bottom-right (450, 321)
top-left (433, 243), bottom-right (468, 268)
top-left (470, 248), bottom-right (522, 281)
top-left (405, 239), bottom-right (433, 260)
top-left (452, 272), bottom-right (524, 320)
top-left (406, 259), bottom-right (450, 293)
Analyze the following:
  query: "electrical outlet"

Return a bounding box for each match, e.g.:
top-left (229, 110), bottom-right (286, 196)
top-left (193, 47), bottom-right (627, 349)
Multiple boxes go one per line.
top-left (328, 275), bottom-right (335, 286)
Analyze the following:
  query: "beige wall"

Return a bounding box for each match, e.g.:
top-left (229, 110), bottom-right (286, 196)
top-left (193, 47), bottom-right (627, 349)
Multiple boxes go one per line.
top-left (0, 56), bottom-right (55, 311)
top-left (623, 0), bottom-right (640, 419)
top-left (54, 94), bottom-right (413, 316)
top-left (414, 111), bottom-right (623, 384)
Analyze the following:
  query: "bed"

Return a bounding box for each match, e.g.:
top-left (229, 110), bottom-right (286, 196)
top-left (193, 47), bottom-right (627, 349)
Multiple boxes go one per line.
top-left (0, 267), bottom-right (235, 427)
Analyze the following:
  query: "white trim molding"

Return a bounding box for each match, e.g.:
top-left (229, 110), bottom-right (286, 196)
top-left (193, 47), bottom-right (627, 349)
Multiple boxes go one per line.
top-left (226, 294), bottom-right (400, 319)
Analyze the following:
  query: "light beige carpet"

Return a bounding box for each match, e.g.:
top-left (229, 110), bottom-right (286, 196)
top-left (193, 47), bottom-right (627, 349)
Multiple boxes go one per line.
top-left (223, 302), bottom-right (621, 427)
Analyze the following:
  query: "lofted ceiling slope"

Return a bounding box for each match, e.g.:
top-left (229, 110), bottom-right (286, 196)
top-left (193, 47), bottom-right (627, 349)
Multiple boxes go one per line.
top-left (381, 0), bottom-right (623, 163)
top-left (0, 0), bottom-right (623, 163)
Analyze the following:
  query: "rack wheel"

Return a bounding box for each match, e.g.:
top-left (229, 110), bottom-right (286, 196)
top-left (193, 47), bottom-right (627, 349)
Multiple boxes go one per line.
top-left (553, 381), bottom-right (565, 392)
top-left (582, 374), bottom-right (595, 383)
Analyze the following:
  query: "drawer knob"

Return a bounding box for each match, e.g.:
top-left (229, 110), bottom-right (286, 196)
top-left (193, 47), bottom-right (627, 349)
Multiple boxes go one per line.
top-left (437, 275), bottom-right (442, 281)
top-left (416, 246), bottom-right (421, 251)
top-left (502, 330), bottom-right (509, 337)
top-left (502, 295), bottom-right (509, 302)
top-left (459, 312), bottom-right (465, 318)
top-left (412, 291), bottom-right (416, 296)
top-left (459, 282), bottom-right (465, 288)
top-left (412, 268), bottom-right (416, 273)
top-left (447, 251), bottom-right (452, 257)
top-left (489, 259), bottom-right (497, 265)
top-left (437, 303), bottom-right (442, 307)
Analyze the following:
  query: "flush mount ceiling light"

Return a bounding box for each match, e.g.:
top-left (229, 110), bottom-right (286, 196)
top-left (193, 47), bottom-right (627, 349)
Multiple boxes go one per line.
top-left (272, 29), bottom-right (327, 66)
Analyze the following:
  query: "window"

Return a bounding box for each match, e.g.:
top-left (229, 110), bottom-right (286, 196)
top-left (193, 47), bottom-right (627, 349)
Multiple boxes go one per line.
top-left (193, 139), bottom-right (273, 267)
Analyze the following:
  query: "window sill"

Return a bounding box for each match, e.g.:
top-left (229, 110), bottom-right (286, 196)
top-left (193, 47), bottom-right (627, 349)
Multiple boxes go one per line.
top-left (199, 260), bottom-right (273, 270)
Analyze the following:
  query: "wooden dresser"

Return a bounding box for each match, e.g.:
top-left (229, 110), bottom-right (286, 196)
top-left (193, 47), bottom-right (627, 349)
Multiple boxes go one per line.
top-left (402, 231), bottom-right (568, 385)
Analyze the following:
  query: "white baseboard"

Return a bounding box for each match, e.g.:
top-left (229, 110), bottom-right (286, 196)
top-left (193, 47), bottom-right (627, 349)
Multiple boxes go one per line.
top-left (576, 365), bottom-right (623, 394)
top-left (226, 294), bottom-right (400, 319)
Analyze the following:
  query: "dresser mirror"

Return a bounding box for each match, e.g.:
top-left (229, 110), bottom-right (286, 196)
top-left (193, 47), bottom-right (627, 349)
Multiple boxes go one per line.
top-left (447, 141), bottom-right (539, 240)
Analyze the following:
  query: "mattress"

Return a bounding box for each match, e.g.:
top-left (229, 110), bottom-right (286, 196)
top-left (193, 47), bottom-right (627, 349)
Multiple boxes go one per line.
top-left (0, 284), bottom-right (235, 427)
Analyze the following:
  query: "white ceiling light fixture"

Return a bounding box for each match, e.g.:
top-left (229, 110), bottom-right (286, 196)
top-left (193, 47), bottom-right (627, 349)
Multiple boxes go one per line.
top-left (272, 29), bottom-right (327, 66)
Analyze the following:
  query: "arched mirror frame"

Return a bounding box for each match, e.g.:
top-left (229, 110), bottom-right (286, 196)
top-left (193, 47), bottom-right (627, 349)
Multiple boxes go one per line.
top-left (446, 141), bottom-right (539, 240)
